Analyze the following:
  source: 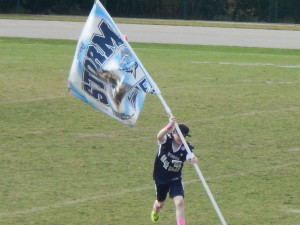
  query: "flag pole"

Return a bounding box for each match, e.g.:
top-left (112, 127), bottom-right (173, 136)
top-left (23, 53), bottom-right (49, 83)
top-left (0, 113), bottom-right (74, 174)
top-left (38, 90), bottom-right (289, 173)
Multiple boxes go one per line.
top-left (157, 94), bottom-right (227, 225)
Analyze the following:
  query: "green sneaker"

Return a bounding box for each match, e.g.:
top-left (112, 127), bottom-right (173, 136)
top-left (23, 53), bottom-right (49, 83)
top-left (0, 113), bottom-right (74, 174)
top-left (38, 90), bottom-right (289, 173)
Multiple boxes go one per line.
top-left (151, 210), bottom-right (159, 223)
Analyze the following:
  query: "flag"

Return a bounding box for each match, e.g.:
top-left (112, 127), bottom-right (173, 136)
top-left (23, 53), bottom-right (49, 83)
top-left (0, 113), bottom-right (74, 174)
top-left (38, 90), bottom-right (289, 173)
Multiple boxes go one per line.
top-left (68, 0), bottom-right (160, 126)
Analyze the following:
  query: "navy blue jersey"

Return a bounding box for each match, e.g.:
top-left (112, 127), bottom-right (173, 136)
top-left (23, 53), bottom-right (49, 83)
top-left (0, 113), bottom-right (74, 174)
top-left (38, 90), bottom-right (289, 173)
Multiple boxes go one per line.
top-left (153, 134), bottom-right (194, 184)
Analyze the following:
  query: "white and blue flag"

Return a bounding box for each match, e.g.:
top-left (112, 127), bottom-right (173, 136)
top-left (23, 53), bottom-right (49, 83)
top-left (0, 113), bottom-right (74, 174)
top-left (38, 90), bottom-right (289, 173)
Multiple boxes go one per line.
top-left (68, 0), bottom-right (160, 126)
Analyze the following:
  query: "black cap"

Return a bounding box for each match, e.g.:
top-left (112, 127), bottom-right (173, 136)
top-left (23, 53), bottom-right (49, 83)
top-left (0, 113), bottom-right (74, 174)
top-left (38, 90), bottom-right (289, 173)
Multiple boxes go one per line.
top-left (178, 124), bottom-right (191, 137)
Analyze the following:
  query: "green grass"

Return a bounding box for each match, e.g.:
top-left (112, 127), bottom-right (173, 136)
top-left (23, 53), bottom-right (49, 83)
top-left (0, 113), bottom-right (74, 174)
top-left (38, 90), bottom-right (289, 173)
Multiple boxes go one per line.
top-left (0, 37), bottom-right (299, 225)
top-left (1, 14), bottom-right (300, 31)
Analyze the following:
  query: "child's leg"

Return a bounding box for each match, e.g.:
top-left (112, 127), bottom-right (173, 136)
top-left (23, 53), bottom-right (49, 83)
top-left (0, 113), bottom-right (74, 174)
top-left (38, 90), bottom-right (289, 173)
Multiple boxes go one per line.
top-left (153, 199), bottom-right (165, 212)
top-left (151, 200), bottom-right (165, 223)
top-left (173, 196), bottom-right (185, 225)
top-left (153, 182), bottom-right (168, 212)
top-left (176, 217), bottom-right (186, 225)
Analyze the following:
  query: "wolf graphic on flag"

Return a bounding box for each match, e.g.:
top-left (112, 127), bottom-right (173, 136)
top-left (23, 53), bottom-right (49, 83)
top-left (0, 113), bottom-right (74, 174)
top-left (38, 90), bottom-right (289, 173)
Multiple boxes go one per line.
top-left (68, 0), bottom-right (160, 126)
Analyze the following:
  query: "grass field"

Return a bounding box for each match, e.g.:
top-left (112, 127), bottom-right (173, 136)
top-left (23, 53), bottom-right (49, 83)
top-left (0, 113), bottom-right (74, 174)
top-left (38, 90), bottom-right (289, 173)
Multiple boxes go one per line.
top-left (0, 37), bottom-right (299, 225)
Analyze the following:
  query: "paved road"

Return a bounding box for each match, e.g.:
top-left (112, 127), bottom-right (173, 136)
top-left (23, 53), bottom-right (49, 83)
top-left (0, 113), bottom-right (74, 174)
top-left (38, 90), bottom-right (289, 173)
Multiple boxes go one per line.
top-left (1, 19), bottom-right (300, 49)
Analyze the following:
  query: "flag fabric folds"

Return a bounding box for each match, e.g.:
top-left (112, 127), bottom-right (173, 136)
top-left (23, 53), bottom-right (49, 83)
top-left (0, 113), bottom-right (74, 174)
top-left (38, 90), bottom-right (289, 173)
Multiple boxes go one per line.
top-left (68, 0), bottom-right (160, 126)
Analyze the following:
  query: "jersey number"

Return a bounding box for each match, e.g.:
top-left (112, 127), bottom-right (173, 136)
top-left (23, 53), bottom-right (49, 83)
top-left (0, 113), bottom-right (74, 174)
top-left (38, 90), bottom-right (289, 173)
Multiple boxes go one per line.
top-left (160, 155), bottom-right (182, 172)
top-left (160, 155), bottom-right (169, 170)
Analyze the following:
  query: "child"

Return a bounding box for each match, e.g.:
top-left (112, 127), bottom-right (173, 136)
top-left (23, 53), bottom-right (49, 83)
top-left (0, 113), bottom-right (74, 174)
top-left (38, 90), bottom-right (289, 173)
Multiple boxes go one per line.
top-left (151, 116), bottom-right (198, 225)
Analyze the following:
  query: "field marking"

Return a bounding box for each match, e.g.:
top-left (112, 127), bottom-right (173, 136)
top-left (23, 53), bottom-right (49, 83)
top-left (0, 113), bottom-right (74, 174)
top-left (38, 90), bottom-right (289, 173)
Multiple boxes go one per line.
top-left (280, 65), bottom-right (300, 68)
top-left (165, 80), bottom-right (299, 90)
top-left (186, 106), bottom-right (300, 124)
top-left (0, 186), bottom-right (150, 218)
top-left (1, 95), bottom-right (69, 104)
top-left (288, 209), bottom-right (300, 214)
top-left (219, 62), bottom-right (274, 66)
top-left (1, 161), bottom-right (298, 218)
top-left (73, 106), bottom-right (300, 139)
top-left (191, 61), bottom-right (209, 64)
top-left (77, 133), bottom-right (111, 138)
top-left (192, 60), bottom-right (300, 68)
top-left (27, 131), bottom-right (44, 135)
top-left (264, 81), bottom-right (293, 84)
top-left (134, 47), bottom-right (300, 58)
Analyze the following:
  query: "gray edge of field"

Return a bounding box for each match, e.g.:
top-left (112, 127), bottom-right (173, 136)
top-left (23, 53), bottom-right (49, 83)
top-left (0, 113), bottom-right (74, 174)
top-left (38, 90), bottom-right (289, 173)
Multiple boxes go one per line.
top-left (1, 14), bottom-right (300, 30)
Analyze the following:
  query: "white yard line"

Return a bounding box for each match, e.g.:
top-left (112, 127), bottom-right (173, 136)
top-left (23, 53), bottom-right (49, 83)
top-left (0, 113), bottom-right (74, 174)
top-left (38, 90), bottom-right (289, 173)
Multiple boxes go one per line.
top-left (0, 161), bottom-right (298, 218)
top-left (73, 106), bottom-right (300, 139)
top-left (0, 186), bottom-right (150, 218)
top-left (1, 95), bottom-right (69, 104)
top-left (288, 209), bottom-right (300, 214)
top-left (192, 60), bottom-right (300, 68)
top-left (187, 106), bottom-right (300, 124)
top-left (219, 62), bottom-right (275, 66)
top-left (280, 65), bottom-right (300, 68)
